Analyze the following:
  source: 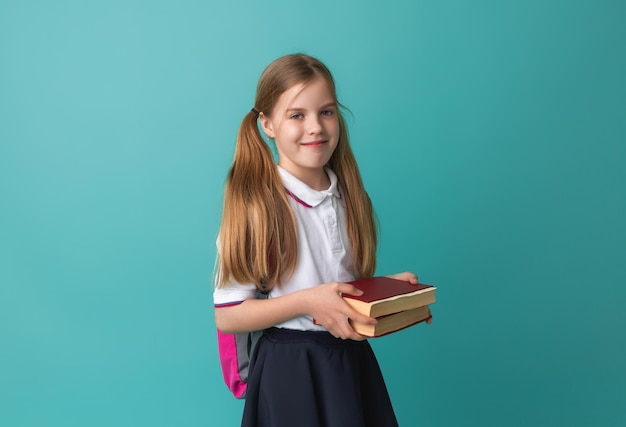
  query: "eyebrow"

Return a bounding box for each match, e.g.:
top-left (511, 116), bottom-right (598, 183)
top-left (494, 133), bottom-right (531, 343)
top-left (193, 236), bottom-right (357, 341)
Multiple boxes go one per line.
top-left (286, 102), bottom-right (337, 112)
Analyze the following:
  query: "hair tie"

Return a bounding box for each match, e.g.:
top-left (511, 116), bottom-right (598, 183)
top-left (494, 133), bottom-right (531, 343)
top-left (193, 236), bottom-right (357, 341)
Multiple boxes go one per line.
top-left (251, 107), bottom-right (259, 117)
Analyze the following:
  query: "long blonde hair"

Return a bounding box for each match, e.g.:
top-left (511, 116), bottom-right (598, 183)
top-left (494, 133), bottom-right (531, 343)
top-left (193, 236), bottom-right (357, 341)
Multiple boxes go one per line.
top-left (217, 53), bottom-right (376, 291)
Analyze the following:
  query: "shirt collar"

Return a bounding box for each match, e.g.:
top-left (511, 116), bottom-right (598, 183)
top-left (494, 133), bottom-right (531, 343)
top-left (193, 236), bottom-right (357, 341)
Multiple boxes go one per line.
top-left (277, 166), bottom-right (341, 208)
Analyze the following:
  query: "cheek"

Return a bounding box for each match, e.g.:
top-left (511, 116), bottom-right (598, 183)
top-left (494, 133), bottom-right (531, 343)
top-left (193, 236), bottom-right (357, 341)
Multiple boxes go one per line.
top-left (328, 119), bottom-right (340, 138)
top-left (279, 124), bottom-right (302, 142)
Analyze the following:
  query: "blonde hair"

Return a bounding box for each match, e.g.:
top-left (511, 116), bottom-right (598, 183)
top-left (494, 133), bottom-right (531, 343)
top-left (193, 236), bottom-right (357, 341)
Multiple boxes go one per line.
top-left (217, 53), bottom-right (376, 291)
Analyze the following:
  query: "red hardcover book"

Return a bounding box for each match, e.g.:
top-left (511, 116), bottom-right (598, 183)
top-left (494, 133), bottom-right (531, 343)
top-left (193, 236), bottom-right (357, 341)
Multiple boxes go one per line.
top-left (344, 276), bottom-right (436, 318)
top-left (350, 305), bottom-right (432, 337)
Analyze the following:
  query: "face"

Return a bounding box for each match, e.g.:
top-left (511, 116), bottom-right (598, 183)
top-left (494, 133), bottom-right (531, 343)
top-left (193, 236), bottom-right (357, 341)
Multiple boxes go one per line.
top-left (260, 77), bottom-right (340, 189)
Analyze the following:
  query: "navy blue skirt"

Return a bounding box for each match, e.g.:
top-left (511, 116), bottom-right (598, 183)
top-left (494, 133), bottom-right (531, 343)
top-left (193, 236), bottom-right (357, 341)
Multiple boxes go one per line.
top-left (241, 327), bottom-right (398, 427)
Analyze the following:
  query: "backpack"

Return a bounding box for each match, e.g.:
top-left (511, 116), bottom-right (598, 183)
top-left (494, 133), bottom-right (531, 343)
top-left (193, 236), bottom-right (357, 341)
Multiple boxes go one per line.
top-left (216, 291), bottom-right (267, 399)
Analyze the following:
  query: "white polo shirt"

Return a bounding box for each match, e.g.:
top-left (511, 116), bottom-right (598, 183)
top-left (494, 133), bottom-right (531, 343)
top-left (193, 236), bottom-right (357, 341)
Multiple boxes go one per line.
top-left (213, 165), bottom-right (356, 331)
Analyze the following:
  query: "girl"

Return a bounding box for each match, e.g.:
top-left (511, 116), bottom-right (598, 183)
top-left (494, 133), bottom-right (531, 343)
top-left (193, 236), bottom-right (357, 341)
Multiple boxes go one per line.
top-left (214, 53), bottom-right (419, 427)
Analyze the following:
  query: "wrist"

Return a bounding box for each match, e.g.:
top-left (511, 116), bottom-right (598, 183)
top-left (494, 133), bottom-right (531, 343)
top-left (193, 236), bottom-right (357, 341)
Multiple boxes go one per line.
top-left (292, 288), bottom-right (313, 318)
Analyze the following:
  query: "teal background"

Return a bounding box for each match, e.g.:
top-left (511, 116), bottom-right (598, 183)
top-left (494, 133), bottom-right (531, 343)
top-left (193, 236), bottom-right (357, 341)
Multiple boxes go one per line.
top-left (1, 0), bottom-right (625, 426)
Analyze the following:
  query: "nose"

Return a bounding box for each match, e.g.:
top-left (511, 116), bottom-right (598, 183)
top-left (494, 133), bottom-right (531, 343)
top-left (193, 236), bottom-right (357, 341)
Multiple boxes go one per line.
top-left (307, 115), bottom-right (323, 135)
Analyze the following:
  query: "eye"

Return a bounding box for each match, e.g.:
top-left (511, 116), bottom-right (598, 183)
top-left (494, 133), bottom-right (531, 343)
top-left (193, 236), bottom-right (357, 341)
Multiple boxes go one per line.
top-left (290, 113), bottom-right (303, 120)
top-left (321, 109), bottom-right (335, 116)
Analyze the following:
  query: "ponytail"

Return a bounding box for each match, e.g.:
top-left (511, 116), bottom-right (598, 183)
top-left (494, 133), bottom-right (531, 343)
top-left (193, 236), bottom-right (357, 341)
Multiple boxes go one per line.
top-left (217, 111), bottom-right (297, 291)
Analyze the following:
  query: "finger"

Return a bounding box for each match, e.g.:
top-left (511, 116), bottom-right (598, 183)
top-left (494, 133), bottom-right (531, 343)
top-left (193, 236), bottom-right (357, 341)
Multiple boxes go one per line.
top-left (349, 311), bottom-right (377, 326)
top-left (403, 271), bottom-right (417, 285)
top-left (343, 324), bottom-right (368, 341)
top-left (344, 305), bottom-right (377, 326)
top-left (401, 271), bottom-right (419, 284)
top-left (392, 271), bottom-right (419, 284)
top-left (335, 315), bottom-right (369, 341)
top-left (345, 320), bottom-right (369, 341)
top-left (336, 283), bottom-right (364, 297)
top-left (329, 321), bottom-right (353, 340)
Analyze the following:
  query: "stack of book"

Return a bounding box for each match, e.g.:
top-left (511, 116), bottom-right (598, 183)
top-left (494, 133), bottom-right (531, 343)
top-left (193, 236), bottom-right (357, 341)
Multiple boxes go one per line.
top-left (344, 276), bottom-right (436, 337)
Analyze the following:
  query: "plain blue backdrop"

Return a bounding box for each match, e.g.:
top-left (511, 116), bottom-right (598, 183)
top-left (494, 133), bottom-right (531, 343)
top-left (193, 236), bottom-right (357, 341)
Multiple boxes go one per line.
top-left (1, 1), bottom-right (625, 426)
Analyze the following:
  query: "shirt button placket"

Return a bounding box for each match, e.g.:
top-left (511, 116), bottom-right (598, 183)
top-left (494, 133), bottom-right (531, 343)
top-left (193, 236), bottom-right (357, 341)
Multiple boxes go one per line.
top-left (327, 214), bottom-right (342, 253)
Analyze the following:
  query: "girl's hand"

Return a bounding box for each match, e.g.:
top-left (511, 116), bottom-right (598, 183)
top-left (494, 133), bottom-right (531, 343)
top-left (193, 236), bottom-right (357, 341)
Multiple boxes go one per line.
top-left (304, 282), bottom-right (377, 341)
top-left (386, 271), bottom-right (432, 324)
top-left (386, 271), bottom-right (419, 284)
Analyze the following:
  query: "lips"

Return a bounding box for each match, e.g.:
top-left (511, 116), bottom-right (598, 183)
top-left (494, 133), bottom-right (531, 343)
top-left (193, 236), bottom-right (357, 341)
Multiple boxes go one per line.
top-left (300, 140), bottom-right (327, 146)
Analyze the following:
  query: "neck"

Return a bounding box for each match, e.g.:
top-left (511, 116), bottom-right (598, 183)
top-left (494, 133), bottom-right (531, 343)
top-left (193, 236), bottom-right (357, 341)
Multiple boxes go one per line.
top-left (307, 171), bottom-right (330, 191)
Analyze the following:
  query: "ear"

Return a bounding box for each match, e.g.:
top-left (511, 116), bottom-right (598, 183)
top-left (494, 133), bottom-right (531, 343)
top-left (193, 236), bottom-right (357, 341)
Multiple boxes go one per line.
top-left (259, 112), bottom-right (275, 139)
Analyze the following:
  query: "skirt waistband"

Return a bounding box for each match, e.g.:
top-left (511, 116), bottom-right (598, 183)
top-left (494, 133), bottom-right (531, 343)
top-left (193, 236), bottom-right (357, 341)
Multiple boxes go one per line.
top-left (262, 327), bottom-right (366, 347)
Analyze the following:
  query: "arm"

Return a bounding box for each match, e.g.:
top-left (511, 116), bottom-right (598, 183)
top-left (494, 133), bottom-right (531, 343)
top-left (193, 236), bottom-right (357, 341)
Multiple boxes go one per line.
top-left (215, 282), bottom-right (378, 341)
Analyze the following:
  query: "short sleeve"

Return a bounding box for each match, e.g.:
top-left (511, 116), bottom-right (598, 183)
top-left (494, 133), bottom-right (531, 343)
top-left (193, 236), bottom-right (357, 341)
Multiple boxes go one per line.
top-left (213, 238), bottom-right (257, 307)
top-left (213, 277), bottom-right (257, 307)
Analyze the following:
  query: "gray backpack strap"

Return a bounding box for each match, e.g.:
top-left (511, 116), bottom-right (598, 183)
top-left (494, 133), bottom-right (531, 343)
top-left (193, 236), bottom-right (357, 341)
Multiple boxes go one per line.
top-left (248, 289), bottom-right (269, 355)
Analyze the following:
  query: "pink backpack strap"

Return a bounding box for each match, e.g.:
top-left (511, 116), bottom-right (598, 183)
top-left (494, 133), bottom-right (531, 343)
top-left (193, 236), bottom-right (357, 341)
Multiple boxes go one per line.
top-left (217, 329), bottom-right (250, 398)
top-left (216, 291), bottom-right (268, 398)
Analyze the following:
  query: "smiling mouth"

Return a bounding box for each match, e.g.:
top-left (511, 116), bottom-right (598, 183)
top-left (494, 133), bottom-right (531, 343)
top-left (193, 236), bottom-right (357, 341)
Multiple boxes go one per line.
top-left (300, 140), bottom-right (327, 146)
